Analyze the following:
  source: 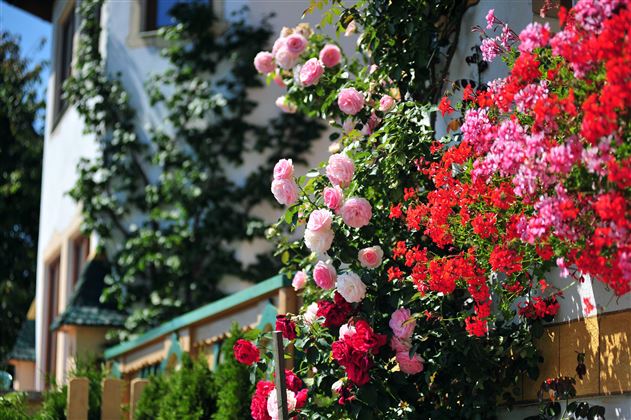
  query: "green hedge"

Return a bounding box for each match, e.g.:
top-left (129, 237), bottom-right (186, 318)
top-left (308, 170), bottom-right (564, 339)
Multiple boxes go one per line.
top-left (135, 323), bottom-right (255, 420)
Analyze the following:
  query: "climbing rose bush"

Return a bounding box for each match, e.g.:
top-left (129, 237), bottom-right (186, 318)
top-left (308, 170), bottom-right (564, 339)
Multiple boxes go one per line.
top-left (243, 1), bottom-right (630, 418)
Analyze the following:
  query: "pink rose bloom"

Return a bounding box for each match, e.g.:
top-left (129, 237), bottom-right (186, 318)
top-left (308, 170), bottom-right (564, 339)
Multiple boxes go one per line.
top-left (326, 154), bottom-right (355, 188)
top-left (339, 323), bottom-right (357, 340)
top-left (307, 209), bottom-right (333, 232)
top-left (379, 95), bottom-right (395, 112)
top-left (275, 96), bottom-right (297, 114)
top-left (319, 44), bottom-right (342, 67)
top-left (303, 302), bottom-right (319, 325)
top-left (337, 87), bottom-right (365, 115)
top-left (390, 336), bottom-right (411, 353)
top-left (272, 37), bottom-right (286, 55)
top-left (273, 158), bottom-right (294, 180)
top-left (323, 185), bottom-right (344, 210)
top-left (299, 58), bottom-right (324, 86)
top-left (254, 51), bottom-right (275, 74)
top-left (267, 389), bottom-right (297, 420)
top-left (292, 270), bottom-right (308, 291)
top-left (304, 228), bottom-right (334, 254)
top-left (285, 33), bottom-right (308, 54)
top-left (340, 197), bottom-right (372, 228)
top-left (358, 246), bottom-right (383, 269)
top-left (396, 352), bottom-right (424, 375)
top-left (275, 46), bottom-right (299, 70)
top-left (271, 179), bottom-right (299, 205)
top-left (313, 260), bottom-right (336, 289)
top-left (389, 308), bottom-right (416, 339)
top-left (336, 271), bottom-right (366, 303)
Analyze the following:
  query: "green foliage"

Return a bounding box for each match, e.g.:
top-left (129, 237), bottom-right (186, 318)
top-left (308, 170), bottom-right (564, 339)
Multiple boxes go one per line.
top-left (135, 354), bottom-right (217, 420)
top-left (65, 0), bottom-right (324, 340)
top-left (35, 384), bottom-right (66, 420)
top-left (0, 31), bottom-right (44, 360)
top-left (0, 392), bottom-right (30, 420)
top-left (212, 323), bottom-right (255, 419)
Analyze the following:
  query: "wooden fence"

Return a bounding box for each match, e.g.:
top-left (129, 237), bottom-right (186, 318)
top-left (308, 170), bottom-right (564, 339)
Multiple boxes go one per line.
top-left (66, 377), bottom-right (148, 420)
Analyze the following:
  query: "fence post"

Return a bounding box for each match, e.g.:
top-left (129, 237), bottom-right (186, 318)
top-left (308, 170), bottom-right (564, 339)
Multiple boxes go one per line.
top-left (272, 331), bottom-right (289, 420)
top-left (129, 378), bottom-right (148, 420)
top-left (101, 378), bottom-right (124, 420)
top-left (67, 377), bottom-right (89, 420)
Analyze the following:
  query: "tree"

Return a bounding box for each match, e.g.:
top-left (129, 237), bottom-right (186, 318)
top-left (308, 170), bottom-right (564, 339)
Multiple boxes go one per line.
top-left (0, 31), bottom-right (44, 361)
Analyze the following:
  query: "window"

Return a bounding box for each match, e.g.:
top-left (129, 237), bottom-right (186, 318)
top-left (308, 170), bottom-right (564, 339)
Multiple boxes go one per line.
top-left (55, 5), bottom-right (76, 121)
top-left (143, 0), bottom-right (212, 31)
top-left (45, 258), bottom-right (61, 385)
top-left (71, 236), bottom-right (90, 289)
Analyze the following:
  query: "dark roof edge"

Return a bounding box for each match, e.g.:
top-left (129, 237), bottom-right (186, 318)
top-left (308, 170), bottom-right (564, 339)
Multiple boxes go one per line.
top-left (6, 0), bottom-right (53, 22)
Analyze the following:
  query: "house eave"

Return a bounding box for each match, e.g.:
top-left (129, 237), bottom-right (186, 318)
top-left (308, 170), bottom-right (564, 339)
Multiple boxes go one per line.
top-left (6, 0), bottom-right (53, 22)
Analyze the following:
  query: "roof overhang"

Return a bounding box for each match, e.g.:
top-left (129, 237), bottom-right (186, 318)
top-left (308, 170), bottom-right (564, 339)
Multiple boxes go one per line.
top-left (5, 0), bottom-right (53, 22)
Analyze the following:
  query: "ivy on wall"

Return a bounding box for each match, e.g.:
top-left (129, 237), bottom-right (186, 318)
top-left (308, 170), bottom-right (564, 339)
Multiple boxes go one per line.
top-left (65, 0), bottom-right (324, 339)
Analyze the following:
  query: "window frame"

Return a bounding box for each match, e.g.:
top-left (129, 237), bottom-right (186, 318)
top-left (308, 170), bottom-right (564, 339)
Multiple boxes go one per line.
top-left (45, 256), bottom-right (61, 387)
top-left (52, 2), bottom-right (76, 128)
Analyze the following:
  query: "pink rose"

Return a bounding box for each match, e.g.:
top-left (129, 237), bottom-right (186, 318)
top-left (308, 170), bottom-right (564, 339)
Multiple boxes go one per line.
top-left (271, 179), bottom-right (299, 205)
top-left (304, 228), bottom-right (334, 254)
top-left (340, 197), bottom-right (372, 228)
top-left (358, 246), bottom-right (383, 269)
top-left (389, 308), bottom-right (415, 339)
top-left (390, 336), bottom-right (411, 353)
top-left (299, 58), bottom-right (324, 86)
top-left (336, 271), bottom-right (366, 303)
top-left (273, 158), bottom-right (294, 180)
top-left (337, 87), bottom-right (365, 115)
top-left (307, 209), bottom-right (333, 232)
top-left (267, 389), bottom-right (297, 420)
top-left (275, 96), bottom-right (297, 114)
top-left (254, 51), bottom-right (275, 74)
top-left (339, 323), bottom-right (357, 340)
top-left (292, 270), bottom-right (308, 291)
top-left (313, 260), bottom-right (336, 289)
top-left (285, 33), bottom-right (308, 54)
top-left (396, 352), bottom-right (424, 375)
top-left (272, 37), bottom-right (286, 55)
top-left (379, 95), bottom-right (395, 112)
top-left (326, 154), bottom-right (355, 188)
top-left (342, 118), bottom-right (357, 133)
top-left (323, 186), bottom-right (344, 210)
top-left (319, 44), bottom-right (342, 67)
top-left (275, 46), bottom-right (299, 70)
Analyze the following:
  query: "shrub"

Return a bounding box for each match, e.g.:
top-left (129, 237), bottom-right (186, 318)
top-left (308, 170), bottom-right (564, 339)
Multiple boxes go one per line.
top-left (0, 392), bottom-right (30, 420)
top-left (212, 323), bottom-right (255, 420)
top-left (135, 354), bottom-right (217, 420)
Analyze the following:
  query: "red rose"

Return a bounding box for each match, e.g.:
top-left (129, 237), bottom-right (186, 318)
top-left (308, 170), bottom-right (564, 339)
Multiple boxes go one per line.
top-left (233, 339), bottom-right (260, 365)
top-left (250, 380), bottom-right (274, 420)
top-left (346, 352), bottom-right (373, 386)
top-left (317, 292), bottom-right (353, 328)
top-left (347, 320), bottom-right (387, 354)
top-left (284, 369), bottom-right (304, 392)
top-left (295, 388), bottom-right (308, 408)
top-left (331, 340), bottom-right (352, 365)
top-left (276, 315), bottom-right (297, 340)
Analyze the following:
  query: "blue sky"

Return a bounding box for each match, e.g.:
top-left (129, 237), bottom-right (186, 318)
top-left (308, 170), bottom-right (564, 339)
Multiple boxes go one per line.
top-left (0, 1), bottom-right (51, 99)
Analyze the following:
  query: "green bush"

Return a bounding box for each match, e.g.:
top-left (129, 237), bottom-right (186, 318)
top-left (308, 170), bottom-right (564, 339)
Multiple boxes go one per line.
top-left (135, 354), bottom-right (217, 420)
top-left (212, 323), bottom-right (255, 420)
top-left (0, 392), bottom-right (30, 420)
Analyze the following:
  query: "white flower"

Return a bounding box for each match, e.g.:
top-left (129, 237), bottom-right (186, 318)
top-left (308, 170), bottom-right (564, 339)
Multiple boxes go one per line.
top-left (304, 228), bottom-right (334, 254)
top-left (303, 302), bottom-right (319, 325)
top-left (336, 271), bottom-right (366, 303)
